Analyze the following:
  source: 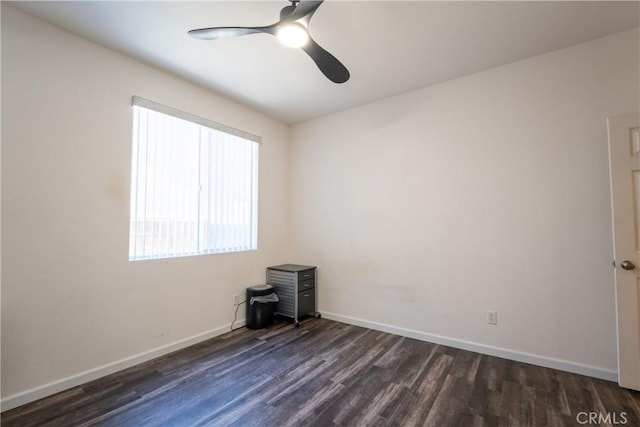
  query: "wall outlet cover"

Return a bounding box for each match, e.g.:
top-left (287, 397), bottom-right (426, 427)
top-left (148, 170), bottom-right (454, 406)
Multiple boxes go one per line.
top-left (487, 311), bottom-right (498, 325)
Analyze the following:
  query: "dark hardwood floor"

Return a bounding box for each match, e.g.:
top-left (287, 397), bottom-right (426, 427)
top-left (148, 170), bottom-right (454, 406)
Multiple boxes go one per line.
top-left (3, 318), bottom-right (640, 426)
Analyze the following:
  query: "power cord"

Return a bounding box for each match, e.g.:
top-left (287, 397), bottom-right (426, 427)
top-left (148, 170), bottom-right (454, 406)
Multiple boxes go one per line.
top-left (230, 300), bottom-right (247, 331)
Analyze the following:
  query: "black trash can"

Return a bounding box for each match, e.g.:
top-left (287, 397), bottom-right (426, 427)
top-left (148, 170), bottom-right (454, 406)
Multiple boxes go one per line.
top-left (246, 284), bottom-right (278, 329)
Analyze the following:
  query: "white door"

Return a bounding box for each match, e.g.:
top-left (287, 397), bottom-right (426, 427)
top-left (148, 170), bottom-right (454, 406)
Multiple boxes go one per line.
top-left (608, 112), bottom-right (640, 390)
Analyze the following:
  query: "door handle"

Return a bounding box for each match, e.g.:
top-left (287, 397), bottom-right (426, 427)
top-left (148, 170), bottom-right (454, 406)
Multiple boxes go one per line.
top-left (621, 260), bottom-right (636, 271)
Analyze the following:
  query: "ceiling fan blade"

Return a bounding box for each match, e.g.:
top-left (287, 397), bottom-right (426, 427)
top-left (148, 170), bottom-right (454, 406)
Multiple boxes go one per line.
top-left (301, 36), bottom-right (350, 84)
top-left (188, 26), bottom-right (275, 40)
top-left (287, 0), bottom-right (324, 22)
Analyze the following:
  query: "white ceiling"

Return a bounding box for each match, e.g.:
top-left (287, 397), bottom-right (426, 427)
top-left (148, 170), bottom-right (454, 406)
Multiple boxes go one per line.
top-left (8, 1), bottom-right (640, 124)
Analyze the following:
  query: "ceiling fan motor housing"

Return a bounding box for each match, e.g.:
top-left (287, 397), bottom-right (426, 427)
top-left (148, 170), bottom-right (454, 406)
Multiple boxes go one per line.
top-left (280, 5), bottom-right (297, 21)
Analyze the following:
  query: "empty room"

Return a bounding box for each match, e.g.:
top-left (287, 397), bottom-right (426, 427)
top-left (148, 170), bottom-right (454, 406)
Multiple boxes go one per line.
top-left (2, 0), bottom-right (640, 425)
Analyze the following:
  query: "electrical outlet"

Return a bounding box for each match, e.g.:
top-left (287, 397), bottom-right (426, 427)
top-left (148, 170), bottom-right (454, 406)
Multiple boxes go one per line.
top-left (233, 294), bottom-right (240, 305)
top-left (487, 310), bottom-right (497, 325)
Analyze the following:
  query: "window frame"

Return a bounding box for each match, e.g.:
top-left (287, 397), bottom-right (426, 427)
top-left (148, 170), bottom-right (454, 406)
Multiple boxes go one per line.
top-left (129, 96), bottom-right (260, 261)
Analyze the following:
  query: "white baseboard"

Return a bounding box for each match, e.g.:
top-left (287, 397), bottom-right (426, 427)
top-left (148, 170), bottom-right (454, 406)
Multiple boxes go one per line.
top-left (1, 319), bottom-right (246, 412)
top-left (321, 312), bottom-right (618, 383)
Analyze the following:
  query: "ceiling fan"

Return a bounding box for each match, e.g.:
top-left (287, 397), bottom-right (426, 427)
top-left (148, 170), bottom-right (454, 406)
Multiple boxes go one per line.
top-left (188, 0), bottom-right (350, 84)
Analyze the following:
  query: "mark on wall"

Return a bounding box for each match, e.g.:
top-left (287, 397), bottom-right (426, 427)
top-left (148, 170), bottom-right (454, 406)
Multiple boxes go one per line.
top-left (102, 175), bottom-right (126, 205)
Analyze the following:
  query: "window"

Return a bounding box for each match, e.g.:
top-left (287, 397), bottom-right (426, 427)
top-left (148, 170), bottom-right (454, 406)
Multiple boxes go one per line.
top-left (129, 97), bottom-right (259, 261)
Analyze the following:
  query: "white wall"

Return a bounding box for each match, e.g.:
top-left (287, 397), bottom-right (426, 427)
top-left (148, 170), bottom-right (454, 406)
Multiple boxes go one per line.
top-left (1, 5), bottom-right (290, 403)
top-left (290, 28), bottom-right (639, 375)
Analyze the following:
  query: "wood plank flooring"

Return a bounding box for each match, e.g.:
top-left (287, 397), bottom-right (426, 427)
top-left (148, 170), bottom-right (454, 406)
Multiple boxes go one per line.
top-left (3, 318), bottom-right (640, 426)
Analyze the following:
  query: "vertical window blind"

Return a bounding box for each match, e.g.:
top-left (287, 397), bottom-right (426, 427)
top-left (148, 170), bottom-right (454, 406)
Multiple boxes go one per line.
top-left (129, 97), bottom-right (259, 261)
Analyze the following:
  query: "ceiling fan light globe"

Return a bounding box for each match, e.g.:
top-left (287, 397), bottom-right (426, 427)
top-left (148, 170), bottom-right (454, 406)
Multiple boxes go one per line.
top-left (276, 23), bottom-right (309, 48)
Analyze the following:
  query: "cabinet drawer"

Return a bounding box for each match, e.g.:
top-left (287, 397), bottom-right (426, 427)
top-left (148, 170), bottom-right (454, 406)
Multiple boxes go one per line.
top-left (298, 269), bottom-right (315, 282)
top-left (298, 279), bottom-right (315, 292)
top-left (298, 289), bottom-right (315, 316)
